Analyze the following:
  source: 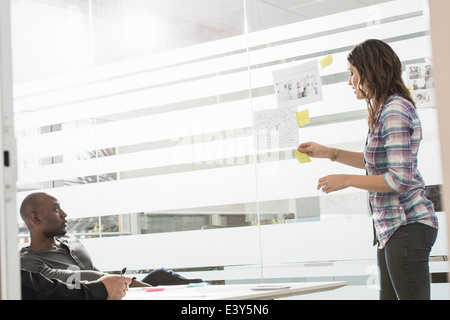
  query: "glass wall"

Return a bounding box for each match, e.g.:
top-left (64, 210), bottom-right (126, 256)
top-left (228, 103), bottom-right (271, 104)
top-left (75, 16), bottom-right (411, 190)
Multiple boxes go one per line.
top-left (11, 0), bottom-right (448, 296)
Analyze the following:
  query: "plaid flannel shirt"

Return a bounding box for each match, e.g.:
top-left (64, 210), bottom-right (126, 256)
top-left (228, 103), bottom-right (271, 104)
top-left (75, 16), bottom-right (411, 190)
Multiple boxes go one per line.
top-left (364, 94), bottom-right (438, 249)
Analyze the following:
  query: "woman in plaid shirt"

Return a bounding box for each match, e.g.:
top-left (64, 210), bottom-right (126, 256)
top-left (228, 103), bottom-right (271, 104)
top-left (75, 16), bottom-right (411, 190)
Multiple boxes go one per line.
top-left (298, 39), bottom-right (439, 300)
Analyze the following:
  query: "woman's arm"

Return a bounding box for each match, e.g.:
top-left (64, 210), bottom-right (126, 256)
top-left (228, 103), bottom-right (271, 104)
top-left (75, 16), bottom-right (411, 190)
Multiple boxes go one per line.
top-left (298, 142), bottom-right (366, 169)
top-left (332, 149), bottom-right (366, 170)
top-left (298, 142), bottom-right (393, 194)
top-left (317, 174), bottom-right (393, 194)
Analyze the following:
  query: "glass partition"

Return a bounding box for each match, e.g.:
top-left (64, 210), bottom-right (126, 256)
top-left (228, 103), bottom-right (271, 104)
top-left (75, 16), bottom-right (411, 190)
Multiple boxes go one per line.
top-left (12, 0), bottom-right (447, 296)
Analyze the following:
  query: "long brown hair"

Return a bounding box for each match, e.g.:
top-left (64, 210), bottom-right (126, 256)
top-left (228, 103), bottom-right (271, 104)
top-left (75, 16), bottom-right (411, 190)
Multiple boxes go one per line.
top-left (347, 39), bottom-right (415, 133)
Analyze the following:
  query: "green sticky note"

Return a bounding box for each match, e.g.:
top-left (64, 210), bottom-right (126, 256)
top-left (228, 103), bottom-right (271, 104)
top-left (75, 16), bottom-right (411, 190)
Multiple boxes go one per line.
top-left (295, 149), bottom-right (311, 164)
top-left (320, 54), bottom-right (333, 69)
top-left (296, 109), bottom-right (311, 127)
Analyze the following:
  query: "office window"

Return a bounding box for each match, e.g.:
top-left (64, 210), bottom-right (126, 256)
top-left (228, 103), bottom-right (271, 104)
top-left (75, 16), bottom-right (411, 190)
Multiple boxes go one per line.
top-left (12, 0), bottom-right (446, 289)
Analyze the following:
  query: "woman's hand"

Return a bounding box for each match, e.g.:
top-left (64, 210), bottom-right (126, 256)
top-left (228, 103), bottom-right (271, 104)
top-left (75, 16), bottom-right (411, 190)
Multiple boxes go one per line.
top-left (317, 174), bottom-right (393, 194)
top-left (317, 175), bottom-right (350, 194)
top-left (298, 142), bottom-right (334, 159)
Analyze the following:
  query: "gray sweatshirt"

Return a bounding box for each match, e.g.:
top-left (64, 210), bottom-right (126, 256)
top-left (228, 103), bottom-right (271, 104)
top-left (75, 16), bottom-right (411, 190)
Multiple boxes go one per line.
top-left (20, 234), bottom-right (106, 283)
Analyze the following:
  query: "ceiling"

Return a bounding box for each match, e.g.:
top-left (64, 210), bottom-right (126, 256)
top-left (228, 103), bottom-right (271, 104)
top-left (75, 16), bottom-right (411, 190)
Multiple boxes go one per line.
top-left (15, 0), bottom-right (394, 35)
top-left (10, 0), bottom-right (394, 83)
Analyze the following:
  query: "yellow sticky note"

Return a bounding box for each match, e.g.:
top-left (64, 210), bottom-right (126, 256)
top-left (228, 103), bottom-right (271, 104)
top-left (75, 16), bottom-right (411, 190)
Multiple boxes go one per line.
top-left (320, 54), bottom-right (333, 69)
top-left (295, 149), bottom-right (311, 164)
top-left (296, 109), bottom-right (311, 127)
top-left (406, 86), bottom-right (413, 94)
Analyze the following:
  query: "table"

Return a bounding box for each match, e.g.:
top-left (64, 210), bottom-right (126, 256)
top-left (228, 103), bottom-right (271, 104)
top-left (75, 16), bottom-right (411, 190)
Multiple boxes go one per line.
top-left (123, 281), bottom-right (348, 300)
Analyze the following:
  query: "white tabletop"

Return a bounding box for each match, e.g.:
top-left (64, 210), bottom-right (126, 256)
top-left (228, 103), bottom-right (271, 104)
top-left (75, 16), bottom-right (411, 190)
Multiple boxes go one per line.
top-left (123, 281), bottom-right (348, 300)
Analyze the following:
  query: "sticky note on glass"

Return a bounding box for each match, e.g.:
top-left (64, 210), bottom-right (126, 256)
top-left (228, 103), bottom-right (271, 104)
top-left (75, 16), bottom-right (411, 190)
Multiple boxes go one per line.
top-left (296, 109), bottom-right (311, 127)
top-left (295, 149), bottom-right (311, 164)
top-left (320, 54), bottom-right (333, 69)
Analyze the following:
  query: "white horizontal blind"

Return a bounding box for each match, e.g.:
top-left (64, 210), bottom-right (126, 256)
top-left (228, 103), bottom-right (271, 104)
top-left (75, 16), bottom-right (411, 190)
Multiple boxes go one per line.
top-left (14, 0), bottom-right (444, 271)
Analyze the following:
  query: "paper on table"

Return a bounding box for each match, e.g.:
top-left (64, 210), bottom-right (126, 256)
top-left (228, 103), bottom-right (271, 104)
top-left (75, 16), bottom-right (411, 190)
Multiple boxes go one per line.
top-left (143, 288), bottom-right (165, 292)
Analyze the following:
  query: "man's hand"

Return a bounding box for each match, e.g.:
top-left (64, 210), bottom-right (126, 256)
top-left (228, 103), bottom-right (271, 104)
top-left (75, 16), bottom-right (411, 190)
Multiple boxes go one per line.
top-left (129, 279), bottom-right (152, 287)
top-left (99, 275), bottom-right (132, 300)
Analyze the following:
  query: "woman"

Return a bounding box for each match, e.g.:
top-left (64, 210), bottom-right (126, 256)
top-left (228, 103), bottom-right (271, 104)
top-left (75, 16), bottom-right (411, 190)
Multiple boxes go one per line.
top-left (298, 39), bottom-right (439, 300)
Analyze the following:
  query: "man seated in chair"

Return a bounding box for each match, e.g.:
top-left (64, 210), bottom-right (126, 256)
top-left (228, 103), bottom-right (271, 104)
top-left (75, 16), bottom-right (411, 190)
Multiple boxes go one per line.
top-left (21, 269), bottom-right (132, 300)
top-left (19, 192), bottom-right (204, 288)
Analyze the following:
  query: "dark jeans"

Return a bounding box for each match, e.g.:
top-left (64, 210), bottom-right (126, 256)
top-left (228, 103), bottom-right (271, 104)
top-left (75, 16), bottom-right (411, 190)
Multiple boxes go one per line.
top-left (141, 268), bottom-right (204, 286)
top-left (377, 223), bottom-right (438, 300)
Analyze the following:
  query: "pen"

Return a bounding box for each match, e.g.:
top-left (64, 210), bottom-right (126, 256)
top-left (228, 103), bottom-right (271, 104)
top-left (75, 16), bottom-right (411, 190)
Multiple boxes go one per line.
top-left (121, 267), bottom-right (128, 291)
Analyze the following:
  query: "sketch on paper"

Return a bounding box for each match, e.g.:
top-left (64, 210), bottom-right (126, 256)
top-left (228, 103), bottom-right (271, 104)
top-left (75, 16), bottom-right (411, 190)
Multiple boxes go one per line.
top-left (253, 107), bottom-right (299, 151)
top-left (406, 63), bottom-right (435, 108)
top-left (273, 60), bottom-right (323, 108)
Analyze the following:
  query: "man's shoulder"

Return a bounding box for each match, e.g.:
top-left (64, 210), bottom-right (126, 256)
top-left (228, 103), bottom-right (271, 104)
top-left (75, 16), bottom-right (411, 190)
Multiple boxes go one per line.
top-left (19, 246), bottom-right (43, 269)
top-left (20, 245), bottom-right (30, 255)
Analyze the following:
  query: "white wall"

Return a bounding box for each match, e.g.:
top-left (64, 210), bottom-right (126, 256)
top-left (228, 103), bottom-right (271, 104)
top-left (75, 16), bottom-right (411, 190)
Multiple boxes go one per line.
top-left (429, 0), bottom-right (450, 285)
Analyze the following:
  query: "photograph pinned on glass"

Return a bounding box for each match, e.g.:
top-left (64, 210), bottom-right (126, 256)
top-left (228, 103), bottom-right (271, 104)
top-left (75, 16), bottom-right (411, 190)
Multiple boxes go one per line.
top-left (273, 60), bottom-right (323, 109)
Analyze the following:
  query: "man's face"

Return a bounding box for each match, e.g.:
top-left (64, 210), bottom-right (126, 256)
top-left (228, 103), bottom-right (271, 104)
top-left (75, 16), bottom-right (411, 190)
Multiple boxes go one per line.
top-left (34, 195), bottom-right (68, 238)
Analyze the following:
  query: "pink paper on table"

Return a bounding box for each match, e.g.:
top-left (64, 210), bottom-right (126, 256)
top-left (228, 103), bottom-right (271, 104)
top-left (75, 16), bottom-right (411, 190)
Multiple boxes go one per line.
top-left (143, 288), bottom-right (165, 292)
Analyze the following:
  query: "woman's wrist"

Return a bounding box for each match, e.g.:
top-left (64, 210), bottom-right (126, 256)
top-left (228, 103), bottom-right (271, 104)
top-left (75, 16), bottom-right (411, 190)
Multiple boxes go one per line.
top-left (345, 175), bottom-right (354, 188)
top-left (329, 148), bottom-right (339, 161)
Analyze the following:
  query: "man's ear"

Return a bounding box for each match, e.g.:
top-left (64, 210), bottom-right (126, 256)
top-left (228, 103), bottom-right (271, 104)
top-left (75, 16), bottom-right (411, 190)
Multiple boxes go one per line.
top-left (29, 212), bottom-right (41, 225)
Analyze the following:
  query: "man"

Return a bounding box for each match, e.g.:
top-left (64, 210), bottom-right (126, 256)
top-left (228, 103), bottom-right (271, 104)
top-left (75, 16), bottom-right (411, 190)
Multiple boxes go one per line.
top-left (21, 269), bottom-right (131, 300)
top-left (19, 192), bottom-right (204, 288)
